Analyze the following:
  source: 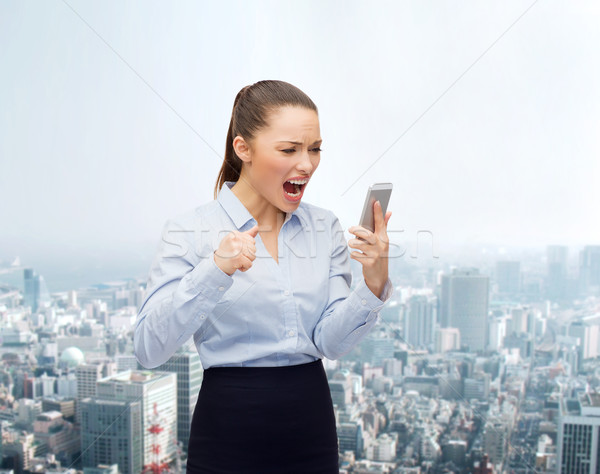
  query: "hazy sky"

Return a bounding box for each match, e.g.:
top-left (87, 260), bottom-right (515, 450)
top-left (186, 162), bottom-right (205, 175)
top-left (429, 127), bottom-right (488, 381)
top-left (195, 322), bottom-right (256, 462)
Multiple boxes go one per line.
top-left (1, 1), bottom-right (599, 288)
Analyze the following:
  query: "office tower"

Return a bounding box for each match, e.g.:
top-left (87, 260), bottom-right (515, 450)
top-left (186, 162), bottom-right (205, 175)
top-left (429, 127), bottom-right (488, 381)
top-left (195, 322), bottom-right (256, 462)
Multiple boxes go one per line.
top-left (440, 268), bottom-right (489, 351)
top-left (361, 331), bottom-right (395, 367)
top-left (23, 268), bottom-right (51, 312)
top-left (80, 398), bottom-right (143, 474)
top-left (568, 319), bottom-right (600, 361)
top-left (463, 373), bottom-right (491, 400)
top-left (579, 245), bottom-right (600, 294)
top-left (435, 327), bottom-right (461, 353)
top-left (546, 245), bottom-right (568, 301)
top-left (558, 392), bottom-right (600, 473)
top-left (337, 422), bottom-right (363, 457)
top-left (75, 364), bottom-right (103, 423)
top-left (328, 372), bottom-right (352, 410)
top-left (96, 370), bottom-right (177, 468)
top-left (403, 295), bottom-right (436, 350)
top-left (495, 261), bottom-right (521, 296)
top-left (152, 349), bottom-right (203, 448)
top-left (483, 421), bottom-right (507, 467)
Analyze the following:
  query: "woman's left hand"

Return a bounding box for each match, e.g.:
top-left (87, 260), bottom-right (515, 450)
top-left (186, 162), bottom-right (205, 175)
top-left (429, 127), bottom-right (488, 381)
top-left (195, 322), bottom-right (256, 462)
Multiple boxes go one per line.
top-left (347, 200), bottom-right (392, 299)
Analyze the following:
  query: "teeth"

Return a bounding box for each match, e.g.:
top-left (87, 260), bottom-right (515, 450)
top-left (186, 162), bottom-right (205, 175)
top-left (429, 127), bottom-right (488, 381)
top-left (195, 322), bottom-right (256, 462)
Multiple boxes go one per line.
top-left (285, 190), bottom-right (302, 197)
top-left (287, 179), bottom-right (308, 185)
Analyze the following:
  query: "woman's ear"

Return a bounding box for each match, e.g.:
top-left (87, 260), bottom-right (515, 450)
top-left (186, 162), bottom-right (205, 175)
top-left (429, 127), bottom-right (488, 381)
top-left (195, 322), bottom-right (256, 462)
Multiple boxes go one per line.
top-left (233, 136), bottom-right (252, 163)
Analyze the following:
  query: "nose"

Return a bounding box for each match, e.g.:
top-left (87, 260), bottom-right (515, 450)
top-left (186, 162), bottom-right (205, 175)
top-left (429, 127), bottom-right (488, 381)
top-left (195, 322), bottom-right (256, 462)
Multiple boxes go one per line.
top-left (296, 149), bottom-right (317, 174)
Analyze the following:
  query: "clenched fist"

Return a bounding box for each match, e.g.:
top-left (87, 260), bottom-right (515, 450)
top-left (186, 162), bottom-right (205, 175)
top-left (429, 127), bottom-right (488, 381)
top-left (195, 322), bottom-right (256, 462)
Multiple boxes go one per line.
top-left (213, 224), bottom-right (259, 276)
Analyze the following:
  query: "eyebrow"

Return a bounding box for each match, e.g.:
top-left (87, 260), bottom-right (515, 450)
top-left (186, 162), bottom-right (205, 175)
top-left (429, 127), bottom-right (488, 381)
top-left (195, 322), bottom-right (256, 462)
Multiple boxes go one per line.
top-left (276, 139), bottom-right (322, 145)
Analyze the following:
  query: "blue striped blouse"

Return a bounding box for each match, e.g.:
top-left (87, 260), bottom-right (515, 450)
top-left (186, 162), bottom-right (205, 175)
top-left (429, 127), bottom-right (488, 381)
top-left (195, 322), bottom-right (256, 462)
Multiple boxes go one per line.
top-left (134, 181), bottom-right (393, 369)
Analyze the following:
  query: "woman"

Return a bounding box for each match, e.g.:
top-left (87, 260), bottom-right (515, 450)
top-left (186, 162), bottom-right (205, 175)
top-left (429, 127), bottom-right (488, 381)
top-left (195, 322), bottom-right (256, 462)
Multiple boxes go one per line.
top-left (134, 80), bottom-right (393, 473)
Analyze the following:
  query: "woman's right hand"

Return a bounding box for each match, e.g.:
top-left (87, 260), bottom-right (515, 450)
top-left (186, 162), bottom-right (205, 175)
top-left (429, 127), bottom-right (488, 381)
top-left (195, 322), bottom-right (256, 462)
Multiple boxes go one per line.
top-left (213, 224), bottom-right (259, 276)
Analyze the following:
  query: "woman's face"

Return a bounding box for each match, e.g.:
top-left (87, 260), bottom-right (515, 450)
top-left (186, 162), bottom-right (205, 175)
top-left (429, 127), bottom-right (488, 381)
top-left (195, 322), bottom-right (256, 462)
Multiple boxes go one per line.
top-left (241, 106), bottom-right (322, 213)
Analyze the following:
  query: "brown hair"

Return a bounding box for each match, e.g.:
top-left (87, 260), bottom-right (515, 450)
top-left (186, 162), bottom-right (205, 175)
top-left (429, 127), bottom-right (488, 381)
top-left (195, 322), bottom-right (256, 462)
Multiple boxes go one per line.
top-left (213, 80), bottom-right (318, 199)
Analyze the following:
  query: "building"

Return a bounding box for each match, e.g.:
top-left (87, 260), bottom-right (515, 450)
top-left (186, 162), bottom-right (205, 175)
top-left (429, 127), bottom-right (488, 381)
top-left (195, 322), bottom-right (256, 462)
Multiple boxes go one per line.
top-left (557, 392), bottom-right (600, 473)
top-left (403, 295), bottom-right (436, 350)
top-left (75, 363), bottom-right (102, 423)
top-left (495, 261), bottom-right (521, 296)
top-left (329, 372), bottom-right (352, 410)
top-left (95, 370), bottom-right (177, 468)
top-left (440, 268), bottom-right (489, 352)
top-left (80, 398), bottom-right (143, 474)
top-left (579, 246), bottom-right (600, 294)
top-left (361, 331), bottom-right (395, 367)
top-left (435, 327), bottom-right (461, 353)
top-left (483, 421), bottom-right (507, 467)
top-left (41, 397), bottom-right (76, 422)
top-left (546, 245), bottom-right (568, 301)
top-left (152, 349), bottom-right (202, 448)
top-left (32, 411), bottom-right (79, 464)
top-left (23, 268), bottom-right (51, 313)
top-left (464, 373), bottom-right (491, 401)
top-left (337, 422), bottom-right (363, 457)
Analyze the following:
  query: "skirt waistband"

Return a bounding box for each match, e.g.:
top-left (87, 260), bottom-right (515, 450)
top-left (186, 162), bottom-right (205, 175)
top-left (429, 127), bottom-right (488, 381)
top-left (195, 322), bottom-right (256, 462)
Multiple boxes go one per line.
top-left (202, 358), bottom-right (324, 386)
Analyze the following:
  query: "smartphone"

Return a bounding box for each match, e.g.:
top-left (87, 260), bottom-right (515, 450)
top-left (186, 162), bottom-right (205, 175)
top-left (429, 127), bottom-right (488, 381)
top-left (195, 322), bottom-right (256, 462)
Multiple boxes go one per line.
top-left (359, 182), bottom-right (393, 233)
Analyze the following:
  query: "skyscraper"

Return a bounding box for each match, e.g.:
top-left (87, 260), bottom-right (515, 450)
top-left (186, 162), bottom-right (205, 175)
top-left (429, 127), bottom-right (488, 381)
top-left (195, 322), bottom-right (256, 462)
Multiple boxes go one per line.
top-left (152, 349), bottom-right (203, 448)
top-left (75, 364), bottom-right (104, 423)
top-left (95, 370), bottom-right (177, 468)
top-left (403, 295), bottom-right (437, 350)
top-left (495, 261), bottom-right (521, 296)
top-left (558, 392), bottom-right (600, 473)
top-left (361, 331), bottom-right (395, 367)
top-left (23, 268), bottom-right (51, 312)
top-left (80, 398), bottom-right (143, 474)
top-left (579, 245), bottom-right (600, 295)
top-left (546, 245), bottom-right (568, 301)
top-left (440, 268), bottom-right (489, 352)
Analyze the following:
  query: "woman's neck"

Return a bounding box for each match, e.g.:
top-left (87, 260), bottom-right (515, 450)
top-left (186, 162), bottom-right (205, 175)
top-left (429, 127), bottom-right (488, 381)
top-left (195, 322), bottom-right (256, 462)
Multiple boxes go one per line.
top-left (230, 178), bottom-right (285, 230)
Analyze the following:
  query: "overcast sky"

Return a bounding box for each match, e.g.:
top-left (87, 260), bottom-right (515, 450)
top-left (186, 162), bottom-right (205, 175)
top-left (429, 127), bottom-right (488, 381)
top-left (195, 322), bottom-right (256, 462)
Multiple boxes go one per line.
top-left (1, 1), bottom-right (599, 288)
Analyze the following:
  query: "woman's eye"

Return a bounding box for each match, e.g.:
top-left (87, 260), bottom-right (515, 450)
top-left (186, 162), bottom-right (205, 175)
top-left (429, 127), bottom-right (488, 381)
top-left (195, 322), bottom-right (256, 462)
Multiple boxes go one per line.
top-left (311, 147), bottom-right (322, 153)
top-left (282, 149), bottom-right (295, 154)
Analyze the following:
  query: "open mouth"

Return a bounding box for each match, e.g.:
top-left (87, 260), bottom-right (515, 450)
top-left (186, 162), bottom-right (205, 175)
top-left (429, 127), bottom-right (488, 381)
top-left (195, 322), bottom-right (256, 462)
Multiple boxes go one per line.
top-left (283, 178), bottom-right (308, 199)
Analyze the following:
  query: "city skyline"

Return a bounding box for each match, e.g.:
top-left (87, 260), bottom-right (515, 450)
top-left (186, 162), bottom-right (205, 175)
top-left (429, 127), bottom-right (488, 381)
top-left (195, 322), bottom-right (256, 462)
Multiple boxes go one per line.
top-left (1, 1), bottom-right (599, 282)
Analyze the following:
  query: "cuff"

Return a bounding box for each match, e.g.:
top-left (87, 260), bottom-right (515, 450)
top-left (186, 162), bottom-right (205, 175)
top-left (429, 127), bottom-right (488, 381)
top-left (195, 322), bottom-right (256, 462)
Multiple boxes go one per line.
top-left (355, 277), bottom-right (394, 306)
top-left (186, 255), bottom-right (234, 300)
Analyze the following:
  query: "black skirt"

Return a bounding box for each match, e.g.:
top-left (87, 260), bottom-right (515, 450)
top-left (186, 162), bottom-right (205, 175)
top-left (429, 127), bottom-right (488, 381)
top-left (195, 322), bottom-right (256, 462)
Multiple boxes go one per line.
top-left (186, 358), bottom-right (339, 473)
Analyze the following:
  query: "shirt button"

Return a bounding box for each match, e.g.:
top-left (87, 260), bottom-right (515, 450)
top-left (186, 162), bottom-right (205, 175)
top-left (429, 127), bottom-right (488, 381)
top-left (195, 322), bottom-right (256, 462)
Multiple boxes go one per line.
top-left (284, 290), bottom-right (290, 296)
top-left (199, 314), bottom-right (206, 320)
top-left (288, 330), bottom-right (295, 337)
top-left (361, 299), bottom-right (367, 305)
top-left (218, 286), bottom-right (225, 291)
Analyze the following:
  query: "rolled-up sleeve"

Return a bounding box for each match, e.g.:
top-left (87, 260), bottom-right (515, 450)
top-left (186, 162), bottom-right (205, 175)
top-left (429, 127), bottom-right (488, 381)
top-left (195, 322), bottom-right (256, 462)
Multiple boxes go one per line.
top-left (134, 218), bottom-right (233, 368)
top-left (312, 212), bottom-right (394, 361)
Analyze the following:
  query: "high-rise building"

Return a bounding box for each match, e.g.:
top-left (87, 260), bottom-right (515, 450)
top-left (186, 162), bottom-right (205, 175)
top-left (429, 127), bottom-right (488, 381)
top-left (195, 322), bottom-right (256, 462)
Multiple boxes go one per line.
top-left (579, 246), bottom-right (600, 294)
top-left (361, 331), bottom-right (395, 367)
top-left (23, 268), bottom-right (51, 312)
top-left (403, 295), bottom-right (437, 350)
top-left (95, 370), bottom-right (177, 468)
top-left (328, 371), bottom-right (352, 410)
top-left (80, 398), bottom-right (143, 474)
top-left (557, 392), bottom-right (600, 473)
top-left (337, 422), bottom-right (363, 457)
top-left (75, 364), bottom-right (103, 423)
top-left (495, 261), bottom-right (521, 296)
top-left (435, 327), bottom-right (461, 353)
top-left (152, 349), bottom-right (203, 448)
top-left (546, 245), bottom-right (568, 301)
top-left (440, 268), bottom-right (489, 352)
